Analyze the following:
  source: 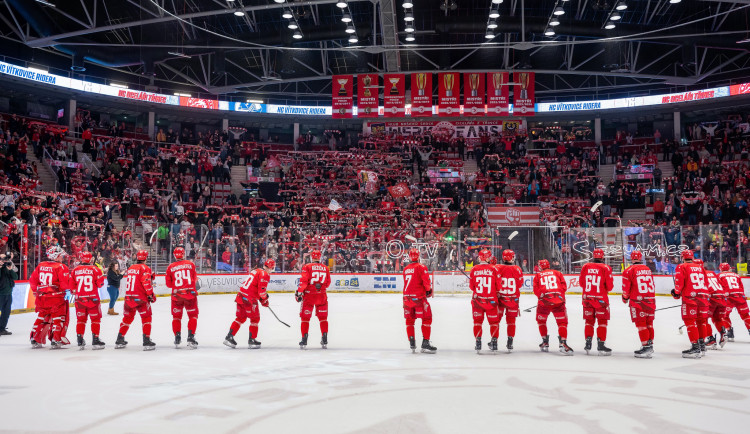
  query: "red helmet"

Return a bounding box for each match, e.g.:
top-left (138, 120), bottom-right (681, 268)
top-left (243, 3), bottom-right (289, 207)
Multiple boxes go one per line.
top-left (264, 258), bottom-right (276, 270)
top-left (720, 263), bottom-right (731, 272)
top-left (593, 249), bottom-right (605, 259)
top-left (478, 249), bottom-right (492, 263)
top-left (630, 250), bottom-right (642, 262)
top-left (693, 258), bottom-right (703, 266)
top-left (173, 247), bottom-right (185, 260)
top-left (310, 249), bottom-right (322, 261)
top-left (490, 256), bottom-right (497, 265)
top-left (502, 249), bottom-right (515, 262)
top-left (408, 248), bottom-right (420, 262)
top-left (539, 259), bottom-right (550, 270)
top-left (681, 250), bottom-right (694, 261)
top-left (80, 251), bottom-right (93, 264)
top-left (136, 250), bottom-right (149, 261)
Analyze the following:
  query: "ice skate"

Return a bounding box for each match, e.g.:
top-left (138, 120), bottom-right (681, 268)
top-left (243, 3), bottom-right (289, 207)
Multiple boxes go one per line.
top-left (727, 327), bottom-right (735, 342)
top-left (584, 337), bottom-right (593, 355)
top-left (698, 339), bottom-right (706, 356)
top-left (320, 333), bottom-right (328, 349)
top-left (488, 338), bottom-right (498, 352)
top-left (299, 333), bottom-right (308, 350)
top-left (719, 331), bottom-right (727, 348)
top-left (539, 335), bottom-right (550, 352)
top-left (682, 342), bottom-right (702, 359)
top-left (409, 336), bottom-right (416, 353)
top-left (77, 334), bottom-right (86, 350)
top-left (223, 332), bottom-right (237, 348)
top-left (248, 337), bottom-right (261, 349)
top-left (174, 332), bottom-right (181, 348)
top-left (115, 333), bottom-right (128, 349)
top-left (50, 340), bottom-right (64, 349)
top-left (91, 335), bottom-right (105, 350)
top-left (634, 340), bottom-right (654, 359)
top-left (475, 337), bottom-right (482, 354)
top-left (559, 337), bottom-right (574, 356)
top-left (597, 339), bottom-right (612, 356)
top-left (143, 334), bottom-right (156, 351)
top-left (506, 337), bottom-right (514, 353)
top-left (30, 339), bottom-right (43, 349)
top-left (705, 335), bottom-right (717, 350)
top-left (187, 333), bottom-right (198, 349)
top-left (420, 339), bottom-right (437, 354)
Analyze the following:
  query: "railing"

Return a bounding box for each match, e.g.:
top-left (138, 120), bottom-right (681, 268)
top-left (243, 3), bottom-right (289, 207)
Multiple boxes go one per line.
top-left (41, 149), bottom-right (60, 192)
top-left (79, 153), bottom-right (101, 177)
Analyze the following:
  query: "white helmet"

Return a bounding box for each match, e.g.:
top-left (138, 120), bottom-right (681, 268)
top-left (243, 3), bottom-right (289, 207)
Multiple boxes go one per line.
top-left (46, 246), bottom-right (66, 261)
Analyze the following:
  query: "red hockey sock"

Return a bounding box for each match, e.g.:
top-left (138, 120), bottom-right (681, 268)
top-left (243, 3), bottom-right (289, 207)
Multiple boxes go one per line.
top-left (597, 322), bottom-right (608, 341)
top-left (320, 320), bottom-right (328, 334)
top-left (405, 319), bottom-right (415, 339)
top-left (538, 323), bottom-right (548, 337)
top-left (76, 320), bottom-right (86, 335)
top-left (421, 319), bottom-right (432, 340)
top-left (685, 319), bottom-right (700, 343)
top-left (229, 320), bottom-right (241, 336)
top-left (119, 312), bottom-right (134, 336)
top-left (142, 315), bottom-right (152, 336)
top-left (473, 323), bottom-right (482, 338)
top-left (507, 316), bottom-right (516, 338)
top-left (635, 321), bottom-right (649, 345)
top-left (249, 324), bottom-right (258, 339)
top-left (647, 321), bottom-right (654, 341)
top-left (558, 324), bottom-right (568, 340)
top-left (584, 320), bottom-right (595, 339)
top-left (91, 321), bottom-right (100, 336)
top-left (490, 323), bottom-right (499, 339)
top-left (187, 317), bottom-right (197, 334)
top-left (301, 320), bottom-right (310, 336)
top-left (172, 318), bottom-right (181, 335)
top-left (697, 319), bottom-right (708, 339)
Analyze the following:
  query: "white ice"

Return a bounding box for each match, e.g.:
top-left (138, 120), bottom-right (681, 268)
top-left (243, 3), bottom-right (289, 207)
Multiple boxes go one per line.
top-left (1, 293), bottom-right (750, 434)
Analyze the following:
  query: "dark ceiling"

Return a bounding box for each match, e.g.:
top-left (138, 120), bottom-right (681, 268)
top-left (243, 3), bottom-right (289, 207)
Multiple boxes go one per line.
top-left (1, 0), bottom-right (749, 105)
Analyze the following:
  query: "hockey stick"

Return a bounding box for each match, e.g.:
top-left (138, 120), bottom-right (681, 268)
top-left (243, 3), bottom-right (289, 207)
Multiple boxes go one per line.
top-left (679, 324), bottom-right (686, 334)
top-left (265, 306), bottom-right (291, 328)
top-left (523, 304), bottom-right (538, 312)
top-left (654, 304), bottom-right (681, 312)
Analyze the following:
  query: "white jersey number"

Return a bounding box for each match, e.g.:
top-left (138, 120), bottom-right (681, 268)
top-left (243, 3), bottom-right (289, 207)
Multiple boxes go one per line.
top-left (584, 275), bottom-right (601, 292)
top-left (636, 276), bottom-right (654, 294)
top-left (474, 276), bottom-right (492, 296)
top-left (174, 269), bottom-right (193, 288)
top-left (500, 277), bottom-right (516, 295)
top-left (540, 275), bottom-right (558, 290)
top-left (76, 275), bottom-right (94, 294)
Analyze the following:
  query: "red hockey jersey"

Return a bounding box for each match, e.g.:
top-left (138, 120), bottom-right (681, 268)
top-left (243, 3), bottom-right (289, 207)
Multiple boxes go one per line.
top-left (237, 268), bottom-right (270, 303)
top-left (72, 265), bottom-right (105, 307)
top-left (470, 263), bottom-right (499, 299)
top-left (403, 263), bottom-right (431, 298)
top-left (719, 271), bottom-right (745, 301)
top-left (533, 269), bottom-right (567, 302)
top-left (621, 264), bottom-right (655, 306)
top-left (124, 263), bottom-right (154, 305)
top-left (674, 263), bottom-right (708, 300)
top-left (496, 264), bottom-right (523, 299)
top-left (297, 262), bottom-right (331, 295)
top-left (29, 261), bottom-right (72, 298)
top-left (579, 262), bottom-right (614, 300)
top-left (165, 259), bottom-right (198, 299)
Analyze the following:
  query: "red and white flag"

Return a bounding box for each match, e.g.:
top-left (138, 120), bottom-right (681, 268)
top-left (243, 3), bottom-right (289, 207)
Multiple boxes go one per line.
top-left (487, 206), bottom-right (540, 226)
top-left (388, 182), bottom-right (412, 198)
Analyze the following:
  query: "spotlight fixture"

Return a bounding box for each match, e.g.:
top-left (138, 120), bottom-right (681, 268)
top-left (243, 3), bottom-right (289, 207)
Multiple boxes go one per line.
top-left (616, 1), bottom-right (628, 10)
top-left (405, 34), bottom-right (415, 42)
top-left (489, 8), bottom-right (500, 19)
top-left (273, 0), bottom-right (285, 3)
top-left (345, 24), bottom-right (356, 34)
top-left (348, 35), bottom-right (358, 43)
top-left (544, 27), bottom-right (555, 36)
top-left (491, 0), bottom-right (503, 4)
top-left (336, 1), bottom-right (347, 8)
top-left (341, 12), bottom-right (352, 23)
top-left (234, 10), bottom-right (245, 16)
top-left (282, 10), bottom-right (293, 19)
top-left (549, 17), bottom-right (560, 26)
top-left (288, 21), bottom-right (298, 29)
top-left (553, 6), bottom-right (565, 15)
top-left (604, 21), bottom-right (616, 29)
top-left (404, 12), bottom-right (414, 22)
top-left (402, 0), bottom-right (413, 8)
top-left (669, 0), bottom-right (681, 3)
top-left (487, 20), bottom-right (498, 29)
top-left (405, 25), bottom-right (415, 33)
top-left (293, 30), bottom-right (303, 39)
top-left (610, 11), bottom-right (621, 20)
top-left (485, 30), bottom-right (495, 39)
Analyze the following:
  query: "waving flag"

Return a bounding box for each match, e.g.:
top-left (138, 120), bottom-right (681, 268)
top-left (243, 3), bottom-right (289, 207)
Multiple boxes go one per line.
top-left (388, 182), bottom-right (412, 198)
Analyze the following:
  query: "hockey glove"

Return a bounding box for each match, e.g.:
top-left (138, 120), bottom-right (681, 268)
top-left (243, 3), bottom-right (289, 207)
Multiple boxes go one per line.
top-left (670, 289), bottom-right (680, 299)
top-left (426, 289), bottom-right (433, 298)
top-left (294, 292), bottom-right (303, 303)
top-left (64, 290), bottom-right (73, 302)
top-left (260, 296), bottom-right (269, 307)
top-left (148, 294), bottom-right (157, 303)
top-left (622, 296), bottom-right (629, 304)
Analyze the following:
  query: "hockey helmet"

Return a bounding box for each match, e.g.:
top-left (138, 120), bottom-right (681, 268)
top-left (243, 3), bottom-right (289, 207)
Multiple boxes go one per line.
top-left (720, 263), bottom-right (731, 272)
top-left (502, 249), bottom-right (515, 263)
top-left (173, 247), bottom-right (185, 260)
top-left (478, 249), bottom-right (492, 263)
top-left (136, 250), bottom-right (149, 261)
top-left (630, 250), bottom-right (643, 262)
top-left (538, 259), bottom-right (550, 270)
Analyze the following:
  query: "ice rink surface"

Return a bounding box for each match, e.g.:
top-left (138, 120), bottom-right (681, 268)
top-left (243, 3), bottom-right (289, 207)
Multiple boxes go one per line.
top-left (1, 293), bottom-right (750, 434)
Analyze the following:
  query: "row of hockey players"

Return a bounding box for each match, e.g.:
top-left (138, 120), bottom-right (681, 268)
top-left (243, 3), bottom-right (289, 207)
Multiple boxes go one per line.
top-left (26, 245), bottom-right (750, 357)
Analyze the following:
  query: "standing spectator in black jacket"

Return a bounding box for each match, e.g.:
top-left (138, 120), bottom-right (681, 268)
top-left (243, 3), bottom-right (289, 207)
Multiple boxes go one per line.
top-left (0, 253), bottom-right (18, 335)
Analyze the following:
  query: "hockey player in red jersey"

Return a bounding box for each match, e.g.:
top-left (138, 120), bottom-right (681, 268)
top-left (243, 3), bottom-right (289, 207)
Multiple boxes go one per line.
top-left (579, 248), bottom-right (614, 356)
top-left (704, 265), bottom-right (730, 349)
top-left (497, 249), bottom-right (523, 353)
top-left (28, 246), bottom-right (73, 349)
top-left (402, 248), bottom-right (437, 353)
top-left (72, 252), bottom-right (106, 350)
top-left (673, 250), bottom-right (709, 358)
top-left (165, 247), bottom-right (199, 349)
top-left (621, 250), bottom-right (656, 358)
top-left (718, 263), bottom-right (750, 342)
top-left (692, 258), bottom-right (712, 353)
top-left (295, 249), bottom-right (331, 349)
top-left (115, 250), bottom-right (157, 350)
top-left (224, 259), bottom-right (274, 349)
top-left (533, 259), bottom-right (573, 355)
top-left (470, 249), bottom-right (500, 352)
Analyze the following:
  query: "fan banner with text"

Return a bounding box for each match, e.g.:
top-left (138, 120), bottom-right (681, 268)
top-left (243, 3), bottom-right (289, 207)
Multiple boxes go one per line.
top-left (357, 74), bottom-right (379, 118)
top-left (463, 73), bottom-right (486, 116)
top-left (438, 72), bottom-right (460, 117)
top-left (487, 71), bottom-right (510, 116)
top-left (332, 74), bottom-right (353, 119)
top-left (411, 73), bottom-right (433, 117)
top-left (383, 73), bottom-right (406, 117)
top-left (513, 72), bottom-right (535, 116)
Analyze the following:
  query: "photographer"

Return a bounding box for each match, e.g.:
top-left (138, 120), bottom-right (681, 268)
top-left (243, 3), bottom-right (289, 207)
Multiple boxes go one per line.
top-left (0, 252), bottom-right (18, 335)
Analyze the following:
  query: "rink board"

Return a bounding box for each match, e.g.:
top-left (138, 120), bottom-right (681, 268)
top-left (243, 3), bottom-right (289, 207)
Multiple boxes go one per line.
top-left (9, 272), bottom-right (750, 313)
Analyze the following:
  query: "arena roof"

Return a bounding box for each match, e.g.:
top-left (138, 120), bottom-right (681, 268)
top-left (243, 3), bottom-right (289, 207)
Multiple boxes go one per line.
top-left (1, 0), bottom-right (749, 105)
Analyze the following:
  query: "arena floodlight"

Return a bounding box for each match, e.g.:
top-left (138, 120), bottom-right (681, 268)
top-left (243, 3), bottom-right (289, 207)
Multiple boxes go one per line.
top-left (616, 1), bottom-right (628, 11)
top-left (405, 34), bottom-right (416, 42)
top-left (288, 21), bottom-right (299, 29)
top-left (549, 17), bottom-right (560, 26)
top-left (405, 25), bottom-right (415, 33)
top-left (345, 24), bottom-right (356, 34)
top-left (487, 20), bottom-right (498, 29)
top-left (341, 12), bottom-right (352, 23)
top-left (485, 30), bottom-right (495, 39)
top-left (489, 8), bottom-right (500, 19)
top-left (348, 35), bottom-right (358, 43)
top-left (273, 0), bottom-right (285, 3)
top-left (336, 1), bottom-right (348, 8)
top-left (282, 10), bottom-right (293, 19)
top-left (553, 6), bottom-right (565, 16)
top-left (404, 12), bottom-right (414, 22)
top-left (604, 21), bottom-right (616, 29)
top-left (293, 30), bottom-right (303, 39)
top-left (491, 0), bottom-right (503, 4)
top-left (234, 10), bottom-right (245, 16)
top-left (610, 11), bottom-right (622, 20)
top-left (402, 0), bottom-right (413, 8)
top-left (544, 27), bottom-right (555, 36)
top-left (669, 0), bottom-right (681, 3)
